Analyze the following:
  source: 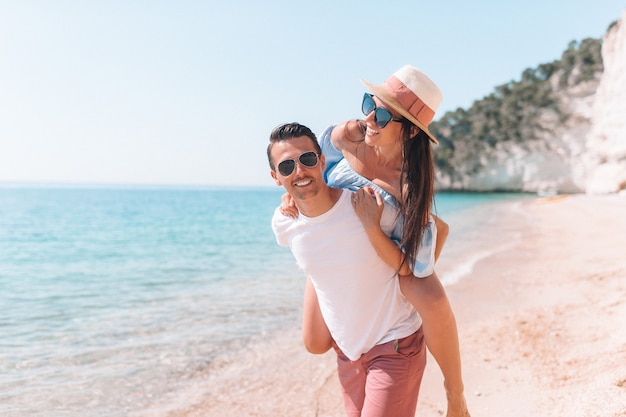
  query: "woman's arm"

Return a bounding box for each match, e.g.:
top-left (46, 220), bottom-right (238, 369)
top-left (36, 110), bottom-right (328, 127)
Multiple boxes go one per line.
top-left (352, 187), bottom-right (412, 275)
top-left (330, 119), bottom-right (366, 153)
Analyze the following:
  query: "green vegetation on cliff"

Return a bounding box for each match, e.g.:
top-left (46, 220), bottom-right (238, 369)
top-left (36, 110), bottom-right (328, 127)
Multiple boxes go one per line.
top-left (431, 37), bottom-right (603, 175)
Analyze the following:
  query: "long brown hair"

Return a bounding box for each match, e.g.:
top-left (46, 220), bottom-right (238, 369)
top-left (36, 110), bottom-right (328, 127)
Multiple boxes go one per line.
top-left (398, 121), bottom-right (435, 269)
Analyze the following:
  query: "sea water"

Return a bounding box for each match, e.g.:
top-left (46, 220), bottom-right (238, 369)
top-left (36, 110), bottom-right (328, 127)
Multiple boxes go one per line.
top-left (0, 186), bottom-right (529, 416)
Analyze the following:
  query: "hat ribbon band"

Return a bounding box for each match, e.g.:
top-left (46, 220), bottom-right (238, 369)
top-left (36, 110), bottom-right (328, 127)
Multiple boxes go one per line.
top-left (384, 77), bottom-right (435, 126)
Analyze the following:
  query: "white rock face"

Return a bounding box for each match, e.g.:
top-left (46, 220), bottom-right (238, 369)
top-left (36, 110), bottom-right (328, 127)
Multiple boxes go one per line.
top-left (435, 9), bottom-right (626, 194)
top-left (585, 11), bottom-right (626, 194)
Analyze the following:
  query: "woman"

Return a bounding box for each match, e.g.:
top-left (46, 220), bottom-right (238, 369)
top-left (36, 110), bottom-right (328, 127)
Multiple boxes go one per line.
top-left (287, 65), bottom-right (470, 417)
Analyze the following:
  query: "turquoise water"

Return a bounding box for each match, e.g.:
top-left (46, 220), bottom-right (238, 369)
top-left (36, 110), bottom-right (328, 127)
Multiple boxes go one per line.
top-left (0, 186), bottom-right (528, 416)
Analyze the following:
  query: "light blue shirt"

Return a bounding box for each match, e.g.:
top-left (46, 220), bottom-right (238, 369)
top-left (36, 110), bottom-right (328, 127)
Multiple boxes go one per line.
top-left (319, 125), bottom-right (436, 277)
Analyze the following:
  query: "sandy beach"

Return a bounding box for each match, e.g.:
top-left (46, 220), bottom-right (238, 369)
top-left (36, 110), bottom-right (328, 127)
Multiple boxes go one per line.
top-left (419, 194), bottom-right (626, 416)
top-left (171, 194), bottom-right (626, 417)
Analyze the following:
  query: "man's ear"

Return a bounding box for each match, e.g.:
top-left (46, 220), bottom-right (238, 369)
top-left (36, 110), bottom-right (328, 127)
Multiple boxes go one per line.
top-left (270, 169), bottom-right (282, 186)
top-left (319, 153), bottom-right (326, 172)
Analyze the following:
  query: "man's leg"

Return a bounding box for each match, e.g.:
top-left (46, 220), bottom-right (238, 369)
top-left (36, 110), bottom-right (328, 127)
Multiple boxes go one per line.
top-left (361, 328), bottom-right (427, 417)
top-left (333, 342), bottom-right (366, 417)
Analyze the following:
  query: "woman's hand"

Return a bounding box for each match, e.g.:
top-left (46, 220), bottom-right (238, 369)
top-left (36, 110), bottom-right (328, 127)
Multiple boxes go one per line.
top-left (331, 119), bottom-right (366, 150)
top-left (352, 186), bottom-right (410, 275)
top-left (279, 192), bottom-right (299, 218)
top-left (351, 187), bottom-right (383, 231)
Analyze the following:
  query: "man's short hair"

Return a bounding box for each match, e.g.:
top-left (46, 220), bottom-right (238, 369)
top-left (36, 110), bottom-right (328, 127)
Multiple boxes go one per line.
top-left (267, 123), bottom-right (321, 170)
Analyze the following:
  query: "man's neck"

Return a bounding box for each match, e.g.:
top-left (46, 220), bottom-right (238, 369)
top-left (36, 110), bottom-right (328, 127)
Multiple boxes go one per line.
top-left (297, 187), bottom-right (343, 217)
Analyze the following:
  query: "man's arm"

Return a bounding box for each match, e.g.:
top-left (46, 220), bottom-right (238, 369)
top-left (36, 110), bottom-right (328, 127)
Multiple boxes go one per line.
top-left (301, 278), bottom-right (332, 354)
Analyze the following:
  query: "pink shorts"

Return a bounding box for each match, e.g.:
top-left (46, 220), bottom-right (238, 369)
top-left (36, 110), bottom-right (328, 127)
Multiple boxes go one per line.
top-left (333, 327), bottom-right (426, 417)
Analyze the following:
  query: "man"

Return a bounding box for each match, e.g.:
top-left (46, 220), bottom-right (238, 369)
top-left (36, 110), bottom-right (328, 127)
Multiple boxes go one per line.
top-left (268, 122), bottom-right (426, 417)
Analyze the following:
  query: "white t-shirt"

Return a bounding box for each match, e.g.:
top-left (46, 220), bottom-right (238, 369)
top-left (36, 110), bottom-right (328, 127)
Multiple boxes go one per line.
top-left (319, 124), bottom-right (437, 277)
top-left (272, 189), bottom-right (421, 361)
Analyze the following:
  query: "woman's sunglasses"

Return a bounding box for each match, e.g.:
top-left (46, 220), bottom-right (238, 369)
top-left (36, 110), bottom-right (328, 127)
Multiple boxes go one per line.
top-left (362, 93), bottom-right (404, 129)
top-left (277, 151), bottom-right (320, 176)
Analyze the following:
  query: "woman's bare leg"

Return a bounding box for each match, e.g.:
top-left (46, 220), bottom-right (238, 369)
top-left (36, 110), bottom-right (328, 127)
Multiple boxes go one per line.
top-left (302, 277), bottom-right (332, 354)
top-left (399, 272), bottom-right (470, 417)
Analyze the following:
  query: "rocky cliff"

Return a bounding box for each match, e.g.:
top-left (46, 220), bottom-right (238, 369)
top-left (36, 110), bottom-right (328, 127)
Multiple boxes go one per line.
top-left (585, 11), bottom-right (626, 194)
top-left (433, 9), bottom-right (626, 194)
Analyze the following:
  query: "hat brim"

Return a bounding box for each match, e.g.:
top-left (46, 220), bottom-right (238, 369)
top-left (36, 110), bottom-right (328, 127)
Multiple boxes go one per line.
top-left (360, 79), bottom-right (439, 144)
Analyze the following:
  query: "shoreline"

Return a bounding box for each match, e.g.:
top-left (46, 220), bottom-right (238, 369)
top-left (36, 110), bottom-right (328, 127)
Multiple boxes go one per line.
top-left (161, 194), bottom-right (626, 417)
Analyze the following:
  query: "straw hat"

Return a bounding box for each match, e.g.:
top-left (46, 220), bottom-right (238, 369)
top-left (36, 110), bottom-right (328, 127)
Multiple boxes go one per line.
top-left (361, 65), bottom-right (443, 144)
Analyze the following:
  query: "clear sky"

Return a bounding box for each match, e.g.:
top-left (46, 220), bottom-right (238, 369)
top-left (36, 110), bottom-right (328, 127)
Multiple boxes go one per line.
top-left (1, 1), bottom-right (624, 188)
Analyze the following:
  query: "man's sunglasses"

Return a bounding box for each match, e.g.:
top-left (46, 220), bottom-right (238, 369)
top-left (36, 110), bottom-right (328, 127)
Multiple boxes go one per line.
top-left (277, 151), bottom-right (320, 176)
top-left (362, 93), bottom-right (404, 129)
